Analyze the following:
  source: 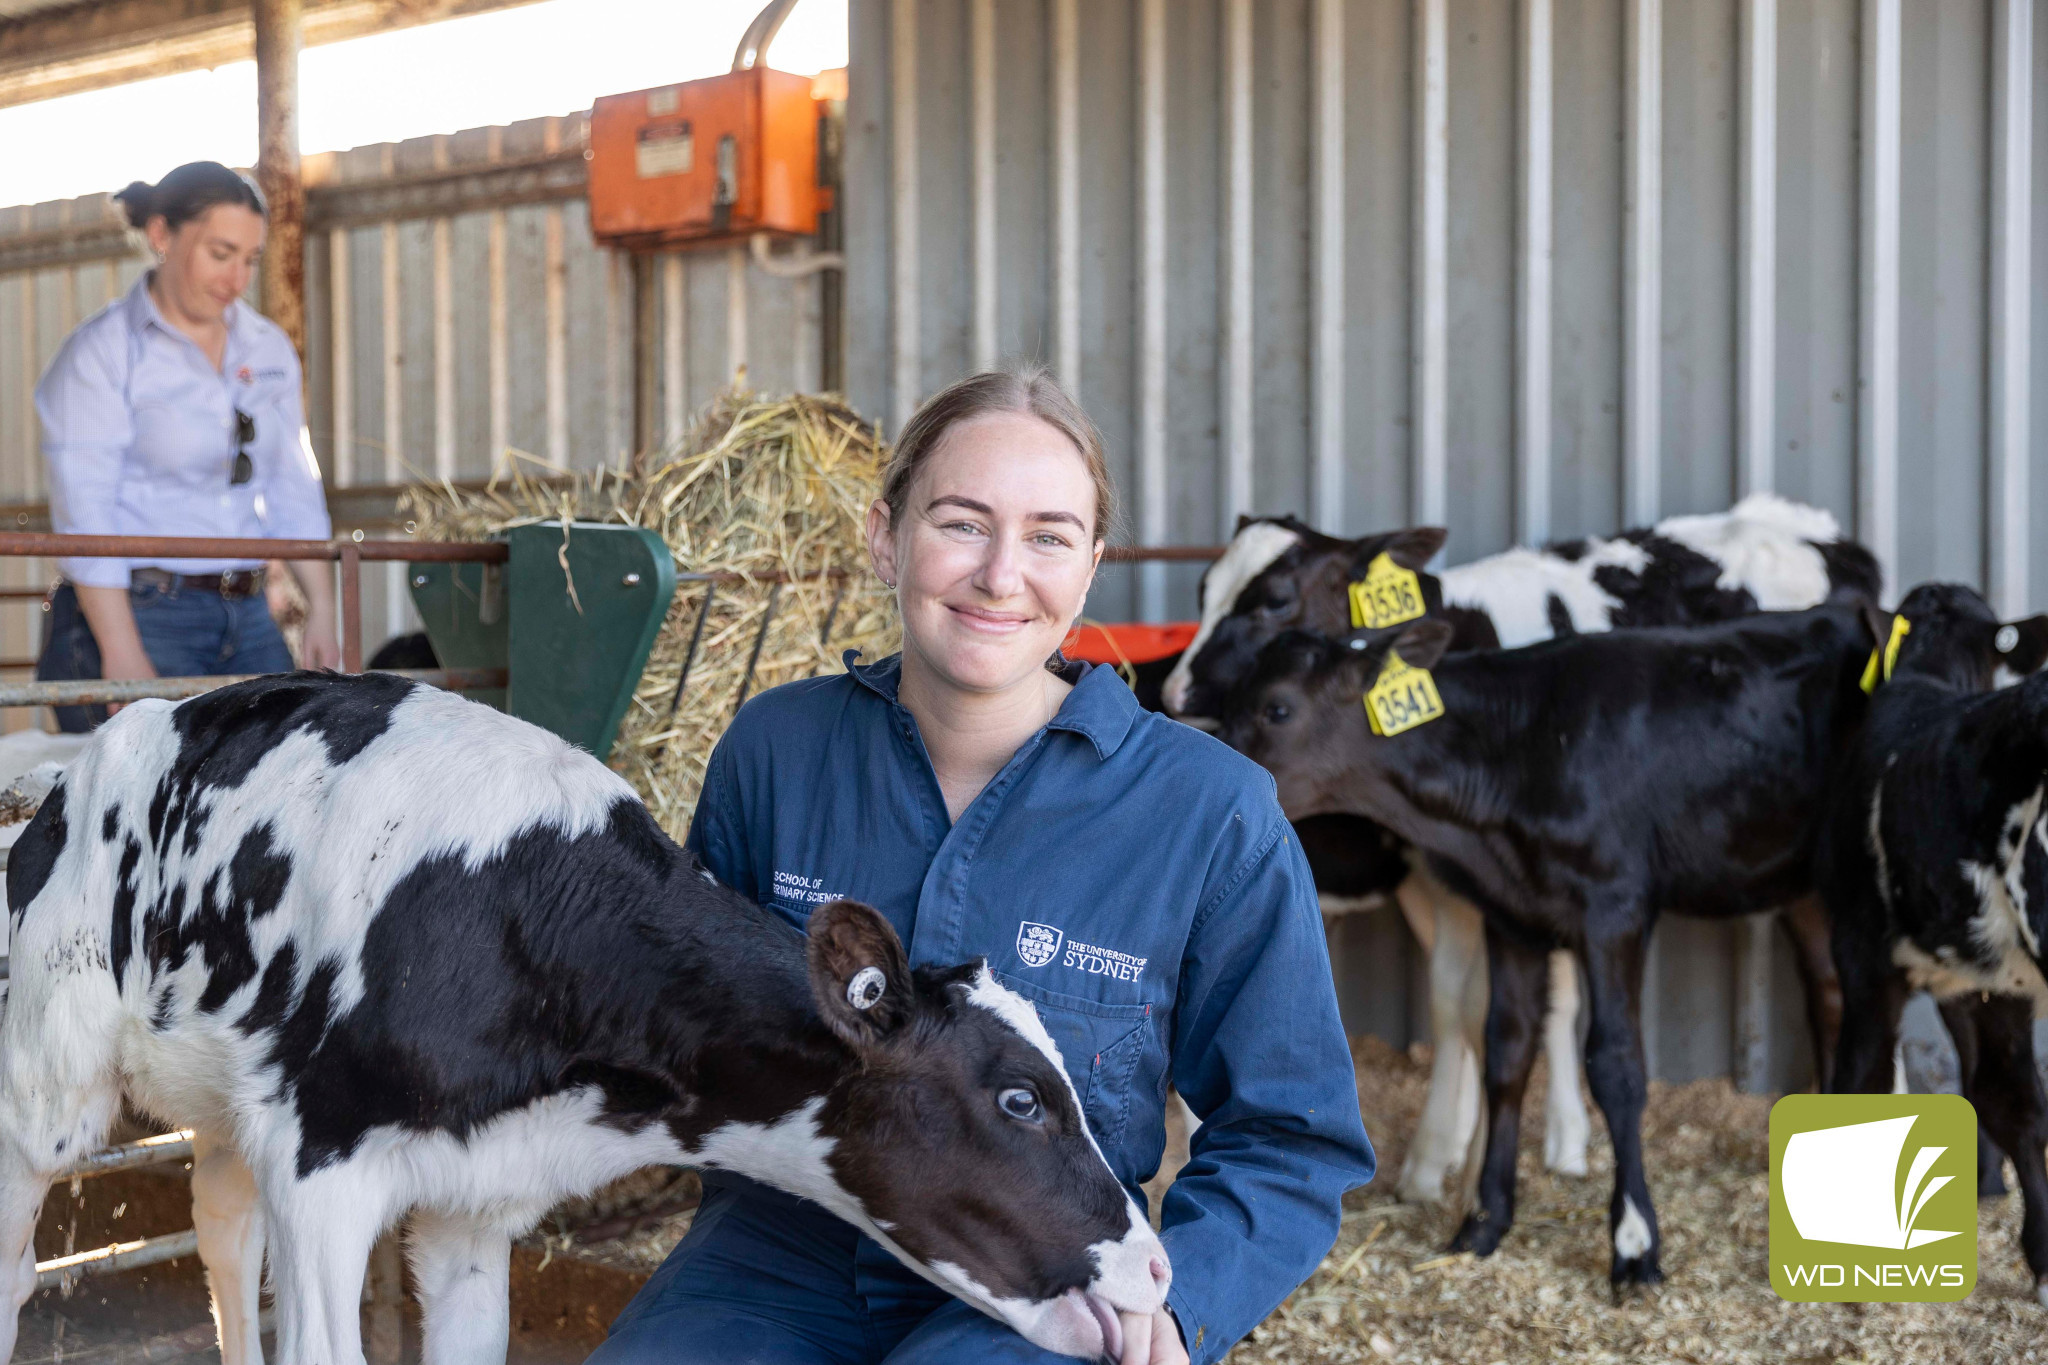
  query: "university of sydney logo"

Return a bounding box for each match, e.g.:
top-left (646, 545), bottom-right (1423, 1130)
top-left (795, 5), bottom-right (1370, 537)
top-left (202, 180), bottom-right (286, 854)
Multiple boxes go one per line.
top-left (1015, 922), bottom-right (1063, 968)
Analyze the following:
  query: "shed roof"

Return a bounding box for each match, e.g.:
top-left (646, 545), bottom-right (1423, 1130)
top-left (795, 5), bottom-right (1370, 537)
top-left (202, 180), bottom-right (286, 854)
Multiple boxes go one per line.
top-left (0, 0), bottom-right (542, 108)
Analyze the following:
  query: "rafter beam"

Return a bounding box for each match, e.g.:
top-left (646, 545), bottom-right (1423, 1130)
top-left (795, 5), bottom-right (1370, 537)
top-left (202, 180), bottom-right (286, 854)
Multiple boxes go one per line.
top-left (0, 0), bottom-right (545, 109)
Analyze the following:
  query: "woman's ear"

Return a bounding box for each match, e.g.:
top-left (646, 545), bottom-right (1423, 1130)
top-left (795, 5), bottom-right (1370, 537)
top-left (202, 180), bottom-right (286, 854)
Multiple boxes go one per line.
top-left (866, 499), bottom-right (899, 590)
top-left (144, 216), bottom-right (172, 261)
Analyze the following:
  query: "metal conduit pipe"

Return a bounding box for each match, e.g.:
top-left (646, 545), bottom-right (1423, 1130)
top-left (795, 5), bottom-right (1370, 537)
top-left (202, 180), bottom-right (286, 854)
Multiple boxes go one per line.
top-left (749, 232), bottom-right (845, 278)
top-left (733, 0), bottom-right (804, 71)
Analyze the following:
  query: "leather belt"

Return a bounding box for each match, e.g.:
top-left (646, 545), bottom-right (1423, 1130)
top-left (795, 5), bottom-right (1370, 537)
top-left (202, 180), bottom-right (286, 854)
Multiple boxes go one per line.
top-left (128, 567), bottom-right (268, 601)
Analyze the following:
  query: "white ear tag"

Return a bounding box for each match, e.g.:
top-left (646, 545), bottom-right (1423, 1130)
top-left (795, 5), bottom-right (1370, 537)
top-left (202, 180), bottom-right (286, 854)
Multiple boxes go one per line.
top-left (847, 966), bottom-right (887, 1011)
top-left (1998, 625), bottom-right (2020, 654)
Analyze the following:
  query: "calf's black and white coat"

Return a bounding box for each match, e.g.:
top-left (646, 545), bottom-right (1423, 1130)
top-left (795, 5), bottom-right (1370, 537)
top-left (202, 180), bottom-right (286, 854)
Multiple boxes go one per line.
top-left (1164, 494), bottom-right (1875, 1209)
top-left (1816, 584), bottom-right (2048, 1301)
top-left (1224, 608), bottom-right (1874, 1285)
top-left (0, 674), bottom-right (1168, 1364)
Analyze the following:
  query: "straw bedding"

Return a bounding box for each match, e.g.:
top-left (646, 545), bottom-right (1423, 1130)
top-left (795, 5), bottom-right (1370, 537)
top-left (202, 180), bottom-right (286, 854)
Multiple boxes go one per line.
top-left (529, 1034), bottom-right (2048, 1361)
top-left (1236, 1036), bottom-right (2046, 1364)
top-left (401, 390), bottom-right (898, 837)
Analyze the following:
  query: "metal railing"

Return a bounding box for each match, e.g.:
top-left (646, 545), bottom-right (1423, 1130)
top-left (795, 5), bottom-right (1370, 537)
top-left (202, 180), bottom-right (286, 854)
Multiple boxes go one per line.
top-left (0, 531), bottom-right (509, 703)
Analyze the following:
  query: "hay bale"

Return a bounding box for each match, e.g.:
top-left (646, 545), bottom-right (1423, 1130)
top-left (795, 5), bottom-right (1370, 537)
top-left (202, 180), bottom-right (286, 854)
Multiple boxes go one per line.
top-left (402, 390), bottom-right (899, 836)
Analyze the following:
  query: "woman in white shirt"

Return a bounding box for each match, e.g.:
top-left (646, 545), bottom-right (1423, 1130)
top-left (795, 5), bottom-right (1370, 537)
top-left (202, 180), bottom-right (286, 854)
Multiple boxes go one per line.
top-left (34, 162), bottom-right (339, 729)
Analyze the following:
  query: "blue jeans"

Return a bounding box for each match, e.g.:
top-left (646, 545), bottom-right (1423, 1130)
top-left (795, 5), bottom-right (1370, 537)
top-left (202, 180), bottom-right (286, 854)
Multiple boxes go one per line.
top-left (588, 1178), bottom-right (1080, 1365)
top-left (37, 580), bottom-right (295, 732)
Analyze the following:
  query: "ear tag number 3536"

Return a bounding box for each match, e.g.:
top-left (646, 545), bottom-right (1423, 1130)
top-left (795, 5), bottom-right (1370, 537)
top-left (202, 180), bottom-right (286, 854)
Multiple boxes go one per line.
top-left (1365, 649), bottom-right (1446, 737)
top-left (1349, 553), bottom-right (1427, 631)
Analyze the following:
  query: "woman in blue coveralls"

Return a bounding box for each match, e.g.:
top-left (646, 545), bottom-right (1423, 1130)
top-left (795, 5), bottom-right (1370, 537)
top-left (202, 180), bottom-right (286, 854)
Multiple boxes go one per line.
top-left (34, 161), bottom-right (338, 730)
top-left (592, 370), bottom-right (1375, 1365)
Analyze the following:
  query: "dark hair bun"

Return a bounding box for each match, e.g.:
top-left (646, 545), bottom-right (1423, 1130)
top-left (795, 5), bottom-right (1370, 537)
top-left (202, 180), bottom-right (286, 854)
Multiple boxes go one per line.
top-left (114, 180), bottom-right (154, 230)
top-left (113, 163), bottom-right (264, 234)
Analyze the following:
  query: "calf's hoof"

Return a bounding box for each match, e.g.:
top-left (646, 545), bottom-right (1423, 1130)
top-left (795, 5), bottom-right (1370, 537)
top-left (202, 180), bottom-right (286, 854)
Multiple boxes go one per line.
top-left (1609, 1254), bottom-right (1664, 1294)
top-left (2035, 1274), bottom-right (2048, 1309)
top-left (1394, 1160), bottom-right (1454, 1208)
top-left (1447, 1214), bottom-right (1504, 1259)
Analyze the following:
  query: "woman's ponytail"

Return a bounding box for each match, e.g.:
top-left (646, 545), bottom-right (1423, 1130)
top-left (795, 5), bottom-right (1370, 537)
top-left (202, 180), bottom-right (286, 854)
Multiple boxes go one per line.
top-left (113, 163), bottom-right (264, 234)
top-left (114, 180), bottom-right (154, 230)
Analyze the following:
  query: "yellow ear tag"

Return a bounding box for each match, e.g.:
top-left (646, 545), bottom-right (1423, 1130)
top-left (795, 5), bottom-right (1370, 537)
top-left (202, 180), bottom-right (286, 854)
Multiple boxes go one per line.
top-left (1364, 648), bottom-right (1446, 737)
top-left (1860, 615), bottom-right (1911, 694)
top-left (1349, 552), bottom-right (1428, 631)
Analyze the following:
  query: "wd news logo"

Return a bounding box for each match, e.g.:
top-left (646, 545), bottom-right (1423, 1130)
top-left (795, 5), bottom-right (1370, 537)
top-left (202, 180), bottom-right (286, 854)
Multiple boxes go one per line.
top-left (1769, 1094), bottom-right (1977, 1302)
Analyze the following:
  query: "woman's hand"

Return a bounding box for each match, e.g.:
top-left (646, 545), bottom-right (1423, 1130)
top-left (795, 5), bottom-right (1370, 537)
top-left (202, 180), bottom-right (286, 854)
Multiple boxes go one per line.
top-left (297, 601), bottom-right (341, 671)
top-left (99, 640), bottom-right (158, 681)
top-left (1119, 1307), bottom-right (1189, 1365)
top-left (73, 584), bottom-right (156, 714)
top-left (285, 560), bottom-right (342, 671)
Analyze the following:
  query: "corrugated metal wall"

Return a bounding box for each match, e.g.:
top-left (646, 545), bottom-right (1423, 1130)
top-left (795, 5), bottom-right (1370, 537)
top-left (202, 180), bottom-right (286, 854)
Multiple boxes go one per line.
top-left (0, 110), bottom-right (828, 666)
top-left (843, 0), bottom-right (2048, 1090)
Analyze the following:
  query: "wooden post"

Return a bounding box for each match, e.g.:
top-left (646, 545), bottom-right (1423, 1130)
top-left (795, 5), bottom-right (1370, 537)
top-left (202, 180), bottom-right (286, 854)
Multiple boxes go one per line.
top-left (252, 0), bottom-right (305, 358)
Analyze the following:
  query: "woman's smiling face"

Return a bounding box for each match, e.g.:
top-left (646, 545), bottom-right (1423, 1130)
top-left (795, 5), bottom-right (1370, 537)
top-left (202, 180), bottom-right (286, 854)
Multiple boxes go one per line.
top-left (869, 411), bottom-right (1104, 696)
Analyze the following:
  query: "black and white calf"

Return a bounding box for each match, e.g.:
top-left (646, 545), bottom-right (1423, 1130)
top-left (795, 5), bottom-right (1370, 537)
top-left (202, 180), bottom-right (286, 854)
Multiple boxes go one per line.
top-left (1164, 492), bottom-right (1878, 720)
top-left (1222, 608), bottom-right (1873, 1285)
top-left (1166, 494), bottom-right (1874, 1208)
top-left (1814, 583), bottom-right (2048, 1301)
top-left (0, 673), bottom-right (1169, 1364)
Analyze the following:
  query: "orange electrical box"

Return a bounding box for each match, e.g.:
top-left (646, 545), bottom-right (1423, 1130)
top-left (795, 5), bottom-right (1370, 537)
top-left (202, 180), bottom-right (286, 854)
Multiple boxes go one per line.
top-left (588, 67), bottom-right (823, 249)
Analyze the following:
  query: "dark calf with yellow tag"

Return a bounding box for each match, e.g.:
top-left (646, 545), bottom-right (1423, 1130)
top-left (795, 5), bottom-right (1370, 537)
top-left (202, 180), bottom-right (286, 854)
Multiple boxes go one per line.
top-left (1814, 583), bottom-right (2048, 1302)
top-left (1220, 607), bottom-right (1875, 1290)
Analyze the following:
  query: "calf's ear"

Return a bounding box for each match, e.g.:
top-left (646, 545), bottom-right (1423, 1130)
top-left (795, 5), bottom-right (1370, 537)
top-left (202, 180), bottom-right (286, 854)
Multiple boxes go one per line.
top-left (1367, 526), bottom-right (1448, 572)
top-left (1859, 603), bottom-right (1892, 648)
top-left (1391, 618), bottom-right (1455, 670)
top-left (1996, 614), bottom-right (2048, 675)
top-left (807, 901), bottom-right (914, 1050)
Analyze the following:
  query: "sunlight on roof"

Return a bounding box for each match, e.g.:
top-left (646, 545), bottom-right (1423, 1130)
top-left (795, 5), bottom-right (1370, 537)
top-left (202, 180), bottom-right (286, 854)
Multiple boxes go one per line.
top-left (1, 0), bottom-right (849, 208)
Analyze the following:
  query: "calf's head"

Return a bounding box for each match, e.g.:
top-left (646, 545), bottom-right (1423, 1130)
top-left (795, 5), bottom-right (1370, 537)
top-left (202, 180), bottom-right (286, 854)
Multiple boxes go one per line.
top-left (1164, 518), bottom-right (1447, 721)
top-left (800, 902), bottom-right (1169, 1360)
top-left (1864, 583), bottom-right (2048, 694)
top-left (1220, 618), bottom-right (1456, 821)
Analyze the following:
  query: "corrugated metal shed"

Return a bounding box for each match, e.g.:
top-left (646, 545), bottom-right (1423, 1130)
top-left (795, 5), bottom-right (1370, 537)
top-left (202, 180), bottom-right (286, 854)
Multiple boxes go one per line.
top-left (0, 110), bottom-right (828, 673)
top-left (842, 0), bottom-right (2048, 1088)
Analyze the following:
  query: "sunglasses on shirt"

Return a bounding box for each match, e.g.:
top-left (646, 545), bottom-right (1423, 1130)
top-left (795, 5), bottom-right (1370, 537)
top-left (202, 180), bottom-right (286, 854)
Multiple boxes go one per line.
top-left (232, 410), bottom-right (254, 486)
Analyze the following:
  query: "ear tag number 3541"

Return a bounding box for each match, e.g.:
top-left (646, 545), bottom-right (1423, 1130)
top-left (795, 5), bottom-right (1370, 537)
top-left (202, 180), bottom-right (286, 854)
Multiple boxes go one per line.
top-left (1349, 553), bottom-right (1427, 631)
top-left (1365, 650), bottom-right (1446, 737)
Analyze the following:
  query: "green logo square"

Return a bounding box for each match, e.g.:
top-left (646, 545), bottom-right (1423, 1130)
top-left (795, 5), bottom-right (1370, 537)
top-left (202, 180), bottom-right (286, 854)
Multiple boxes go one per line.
top-left (1769, 1093), bottom-right (1978, 1302)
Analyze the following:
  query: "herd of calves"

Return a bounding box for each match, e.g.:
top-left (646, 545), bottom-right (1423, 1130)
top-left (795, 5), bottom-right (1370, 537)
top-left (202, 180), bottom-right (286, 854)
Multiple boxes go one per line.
top-left (3, 490), bottom-right (2048, 1365)
top-left (1170, 492), bottom-right (2048, 1302)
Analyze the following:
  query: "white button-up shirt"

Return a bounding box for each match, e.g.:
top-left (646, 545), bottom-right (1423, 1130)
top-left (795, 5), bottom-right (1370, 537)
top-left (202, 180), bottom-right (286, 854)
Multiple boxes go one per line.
top-left (35, 272), bottom-right (332, 588)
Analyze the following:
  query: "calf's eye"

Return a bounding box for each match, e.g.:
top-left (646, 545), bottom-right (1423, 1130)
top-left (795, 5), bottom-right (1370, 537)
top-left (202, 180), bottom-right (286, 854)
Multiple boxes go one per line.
top-left (997, 1087), bottom-right (1043, 1123)
top-left (1263, 701), bottom-right (1292, 724)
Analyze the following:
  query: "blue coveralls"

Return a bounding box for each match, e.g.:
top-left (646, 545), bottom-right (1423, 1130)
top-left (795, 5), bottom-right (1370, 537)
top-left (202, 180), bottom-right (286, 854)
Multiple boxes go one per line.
top-left (592, 654), bottom-right (1374, 1365)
